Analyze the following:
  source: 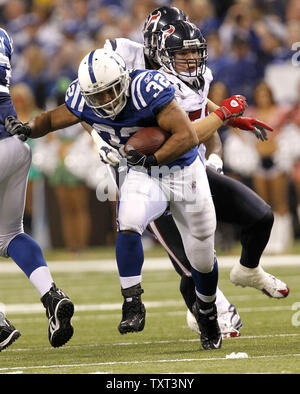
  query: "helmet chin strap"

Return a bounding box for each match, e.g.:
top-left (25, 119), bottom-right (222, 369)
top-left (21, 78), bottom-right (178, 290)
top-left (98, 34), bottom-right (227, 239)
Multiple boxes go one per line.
top-left (169, 62), bottom-right (199, 83)
top-left (177, 73), bottom-right (199, 83)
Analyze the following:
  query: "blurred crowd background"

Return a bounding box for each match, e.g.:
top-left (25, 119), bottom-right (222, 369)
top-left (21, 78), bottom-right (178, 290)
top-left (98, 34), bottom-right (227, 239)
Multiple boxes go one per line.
top-left (2, 0), bottom-right (300, 255)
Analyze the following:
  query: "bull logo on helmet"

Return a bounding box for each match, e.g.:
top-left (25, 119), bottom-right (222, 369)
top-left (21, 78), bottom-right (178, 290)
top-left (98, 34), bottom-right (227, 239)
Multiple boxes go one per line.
top-left (162, 25), bottom-right (175, 43)
top-left (145, 11), bottom-right (161, 32)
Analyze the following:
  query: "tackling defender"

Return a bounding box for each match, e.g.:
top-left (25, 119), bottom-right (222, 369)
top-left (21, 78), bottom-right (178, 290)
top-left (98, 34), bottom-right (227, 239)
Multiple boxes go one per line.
top-left (0, 27), bottom-right (74, 351)
top-left (100, 6), bottom-right (289, 336)
top-left (5, 48), bottom-right (248, 350)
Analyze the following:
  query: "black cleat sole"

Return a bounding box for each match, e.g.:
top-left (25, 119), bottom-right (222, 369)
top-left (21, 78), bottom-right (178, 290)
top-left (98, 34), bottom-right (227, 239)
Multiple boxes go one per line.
top-left (0, 330), bottom-right (21, 352)
top-left (118, 320), bottom-right (145, 335)
top-left (50, 300), bottom-right (74, 348)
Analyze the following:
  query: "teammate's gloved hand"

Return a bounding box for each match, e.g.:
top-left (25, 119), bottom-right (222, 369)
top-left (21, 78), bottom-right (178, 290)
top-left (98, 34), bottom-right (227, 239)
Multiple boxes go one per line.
top-left (99, 146), bottom-right (121, 166)
top-left (123, 145), bottom-right (158, 170)
top-left (227, 117), bottom-right (273, 141)
top-left (214, 95), bottom-right (248, 121)
top-left (5, 116), bottom-right (32, 140)
top-left (90, 129), bottom-right (120, 166)
top-left (205, 153), bottom-right (223, 174)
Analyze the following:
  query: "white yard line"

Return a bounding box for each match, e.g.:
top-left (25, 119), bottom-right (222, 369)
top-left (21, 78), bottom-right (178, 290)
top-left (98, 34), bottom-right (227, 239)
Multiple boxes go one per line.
top-left (1, 301), bottom-right (295, 315)
top-left (0, 353), bottom-right (300, 373)
top-left (6, 333), bottom-right (300, 354)
top-left (1, 255), bottom-right (300, 274)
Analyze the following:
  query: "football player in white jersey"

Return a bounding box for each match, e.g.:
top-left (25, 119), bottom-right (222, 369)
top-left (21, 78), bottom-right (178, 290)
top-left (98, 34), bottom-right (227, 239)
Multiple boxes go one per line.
top-left (0, 27), bottom-right (74, 351)
top-left (101, 6), bottom-right (289, 338)
top-left (5, 47), bottom-right (249, 350)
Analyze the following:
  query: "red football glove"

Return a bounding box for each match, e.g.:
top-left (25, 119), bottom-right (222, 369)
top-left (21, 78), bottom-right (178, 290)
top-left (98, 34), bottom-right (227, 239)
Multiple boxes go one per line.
top-left (214, 95), bottom-right (248, 121)
top-left (227, 117), bottom-right (273, 141)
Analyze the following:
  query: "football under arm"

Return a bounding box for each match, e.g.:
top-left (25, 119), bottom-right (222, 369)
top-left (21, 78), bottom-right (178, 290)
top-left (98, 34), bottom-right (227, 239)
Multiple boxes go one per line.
top-left (29, 104), bottom-right (80, 138)
top-left (154, 99), bottom-right (199, 164)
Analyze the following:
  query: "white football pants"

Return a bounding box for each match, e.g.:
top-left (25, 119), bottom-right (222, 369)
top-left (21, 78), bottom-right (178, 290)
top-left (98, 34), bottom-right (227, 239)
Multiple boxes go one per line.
top-left (0, 136), bottom-right (31, 257)
top-left (118, 158), bottom-right (216, 273)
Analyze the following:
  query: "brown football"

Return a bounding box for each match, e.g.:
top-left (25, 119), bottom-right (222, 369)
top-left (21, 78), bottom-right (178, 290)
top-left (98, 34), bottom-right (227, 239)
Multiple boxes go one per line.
top-left (124, 126), bottom-right (171, 155)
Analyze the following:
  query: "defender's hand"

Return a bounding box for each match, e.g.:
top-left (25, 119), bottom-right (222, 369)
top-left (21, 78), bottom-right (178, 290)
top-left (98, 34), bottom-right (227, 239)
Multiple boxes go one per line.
top-left (214, 95), bottom-right (248, 121)
top-left (123, 145), bottom-right (158, 170)
top-left (5, 116), bottom-right (32, 140)
top-left (227, 117), bottom-right (273, 141)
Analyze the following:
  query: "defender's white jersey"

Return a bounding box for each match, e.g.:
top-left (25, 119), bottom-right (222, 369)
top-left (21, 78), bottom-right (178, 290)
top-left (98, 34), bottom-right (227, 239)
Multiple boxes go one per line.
top-left (104, 38), bottom-right (146, 70)
top-left (158, 68), bottom-right (213, 161)
top-left (104, 38), bottom-right (213, 161)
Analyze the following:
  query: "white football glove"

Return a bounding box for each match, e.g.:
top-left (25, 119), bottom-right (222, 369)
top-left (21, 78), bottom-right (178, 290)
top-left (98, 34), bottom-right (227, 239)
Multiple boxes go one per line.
top-left (205, 153), bottom-right (223, 174)
top-left (91, 129), bottom-right (120, 166)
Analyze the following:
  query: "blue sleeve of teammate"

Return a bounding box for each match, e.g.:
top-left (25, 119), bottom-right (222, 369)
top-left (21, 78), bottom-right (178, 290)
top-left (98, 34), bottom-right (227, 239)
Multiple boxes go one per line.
top-left (64, 80), bottom-right (85, 120)
top-left (0, 28), bottom-right (13, 59)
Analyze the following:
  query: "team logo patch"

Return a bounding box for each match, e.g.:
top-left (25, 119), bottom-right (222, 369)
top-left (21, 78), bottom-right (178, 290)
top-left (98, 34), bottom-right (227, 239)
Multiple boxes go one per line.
top-left (145, 11), bottom-right (161, 31)
top-left (162, 25), bottom-right (175, 42)
top-left (144, 72), bottom-right (153, 84)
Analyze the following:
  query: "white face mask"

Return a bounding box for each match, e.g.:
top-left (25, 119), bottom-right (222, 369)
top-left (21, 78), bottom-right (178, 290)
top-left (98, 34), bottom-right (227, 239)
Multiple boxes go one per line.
top-left (82, 73), bottom-right (130, 119)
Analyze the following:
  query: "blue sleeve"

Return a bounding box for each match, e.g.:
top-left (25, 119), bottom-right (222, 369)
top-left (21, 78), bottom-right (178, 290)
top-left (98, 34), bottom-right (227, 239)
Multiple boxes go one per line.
top-left (130, 70), bottom-right (175, 116)
top-left (64, 79), bottom-right (84, 120)
top-left (0, 28), bottom-right (13, 59)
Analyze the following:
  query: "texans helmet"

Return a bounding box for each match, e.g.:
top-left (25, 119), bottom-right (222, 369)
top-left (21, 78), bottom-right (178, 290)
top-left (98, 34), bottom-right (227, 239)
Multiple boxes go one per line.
top-left (157, 20), bottom-right (208, 82)
top-left (143, 6), bottom-right (187, 64)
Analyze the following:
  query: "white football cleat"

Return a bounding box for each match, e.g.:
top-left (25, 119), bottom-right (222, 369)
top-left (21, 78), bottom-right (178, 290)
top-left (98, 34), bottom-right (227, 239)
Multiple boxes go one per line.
top-left (230, 262), bottom-right (289, 298)
top-left (218, 304), bottom-right (242, 338)
top-left (186, 304), bottom-right (242, 339)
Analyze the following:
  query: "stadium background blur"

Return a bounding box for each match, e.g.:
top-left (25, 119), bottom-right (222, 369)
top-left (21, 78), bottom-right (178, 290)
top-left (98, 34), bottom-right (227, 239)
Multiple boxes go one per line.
top-left (1, 0), bottom-right (300, 255)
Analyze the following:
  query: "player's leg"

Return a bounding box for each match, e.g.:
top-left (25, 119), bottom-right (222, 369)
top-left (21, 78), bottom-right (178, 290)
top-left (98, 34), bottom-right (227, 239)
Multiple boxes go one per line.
top-left (168, 159), bottom-right (221, 349)
top-left (0, 137), bottom-right (74, 347)
top-left (117, 169), bottom-right (168, 334)
top-left (148, 216), bottom-right (242, 337)
top-left (205, 167), bottom-right (289, 298)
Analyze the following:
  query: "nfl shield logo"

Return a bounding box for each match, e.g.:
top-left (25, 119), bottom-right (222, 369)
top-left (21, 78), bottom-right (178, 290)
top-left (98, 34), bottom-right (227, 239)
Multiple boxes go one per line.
top-left (192, 181), bottom-right (196, 192)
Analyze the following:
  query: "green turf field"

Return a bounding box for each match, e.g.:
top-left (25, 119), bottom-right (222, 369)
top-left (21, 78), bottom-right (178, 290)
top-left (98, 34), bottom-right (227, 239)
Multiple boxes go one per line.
top-left (0, 252), bottom-right (299, 375)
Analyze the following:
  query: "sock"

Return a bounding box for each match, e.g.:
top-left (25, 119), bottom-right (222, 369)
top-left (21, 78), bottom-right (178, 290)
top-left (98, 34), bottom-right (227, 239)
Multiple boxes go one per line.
top-left (116, 232), bottom-right (144, 288)
top-left (29, 266), bottom-right (53, 297)
top-left (192, 258), bottom-right (218, 304)
top-left (7, 233), bottom-right (48, 277)
top-left (180, 275), bottom-right (196, 312)
top-left (215, 287), bottom-right (231, 314)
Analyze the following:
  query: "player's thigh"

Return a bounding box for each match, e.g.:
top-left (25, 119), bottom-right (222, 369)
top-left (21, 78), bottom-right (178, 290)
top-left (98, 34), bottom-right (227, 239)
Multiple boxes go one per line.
top-left (207, 167), bottom-right (271, 226)
top-left (0, 137), bottom-right (31, 235)
top-left (170, 160), bottom-right (216, 239)
top-left (118, 170), bottom-right (168, 234)
top-left (169, 161), bottom-right (216, 271)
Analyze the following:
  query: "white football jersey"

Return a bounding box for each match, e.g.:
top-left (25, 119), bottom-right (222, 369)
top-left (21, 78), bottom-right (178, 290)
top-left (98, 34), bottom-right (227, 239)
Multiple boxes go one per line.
top-left (104, 37), bottom-right (214, 161)
top-left (104, 38), bottom-right (146, 70)
top-left (158, 68), bottom-right (213, 161)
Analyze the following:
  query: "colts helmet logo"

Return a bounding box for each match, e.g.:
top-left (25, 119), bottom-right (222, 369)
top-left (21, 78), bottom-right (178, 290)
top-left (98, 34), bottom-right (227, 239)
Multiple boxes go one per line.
top-left (162, 25), bottom-right (175, 43)
top-left (145, 11), bottom-right (161, 32)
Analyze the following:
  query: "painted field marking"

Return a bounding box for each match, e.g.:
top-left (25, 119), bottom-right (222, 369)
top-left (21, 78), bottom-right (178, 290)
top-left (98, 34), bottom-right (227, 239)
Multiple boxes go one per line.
top-left (6, 333), bottom-right (300, 353)
top-left (1, 353), bottom-right (300, 372)
top-left (2, 301), bottom-right (296, 315)
top-left (1, 255), bottom-right (300, 274)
